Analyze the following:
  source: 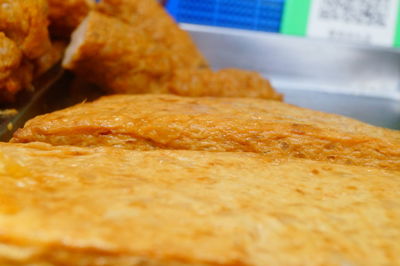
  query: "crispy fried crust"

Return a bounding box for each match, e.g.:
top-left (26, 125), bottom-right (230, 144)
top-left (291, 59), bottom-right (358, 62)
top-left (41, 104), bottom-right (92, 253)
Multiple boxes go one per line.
top-left (47, 0), bottom-right (94, 38)
top-left (0, 142), bottom-right (399, 265)
top-left (0, 0), bottom-right (61, 101)
top-left (34, 41), bottom-right (66, 76)
top-left (96, 0), bottom-right (208, 69)
top-left (0, 33), bottom-right (24, 96)
top-left (0, 0), bottom-right (51, 59)
top-left (63, 11), bottom-right (180, 94)
top-left (0, 33), bottom-right (34, 101)
top-left (12, 94), bottom-right (400, 170)
top-left (0, 34), bottom-right (22, 77)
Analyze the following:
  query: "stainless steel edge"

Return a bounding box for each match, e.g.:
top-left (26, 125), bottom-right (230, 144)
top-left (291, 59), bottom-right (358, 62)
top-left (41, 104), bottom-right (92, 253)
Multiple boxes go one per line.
top-left (184, 24), bottom-right (400, 129)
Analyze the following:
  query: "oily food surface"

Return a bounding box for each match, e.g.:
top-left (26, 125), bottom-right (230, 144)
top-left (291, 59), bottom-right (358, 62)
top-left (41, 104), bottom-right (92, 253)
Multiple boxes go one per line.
top-left (12, 94), bottom-right (400, 170)
top-left (0, 142), bottom-right (399, 265)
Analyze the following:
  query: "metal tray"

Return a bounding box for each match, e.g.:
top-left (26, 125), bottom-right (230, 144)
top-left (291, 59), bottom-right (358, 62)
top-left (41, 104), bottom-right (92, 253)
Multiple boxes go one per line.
top-left (184, 24), bottom-right (400, 129)
top-left (1, 23), bottom-right (399, 141)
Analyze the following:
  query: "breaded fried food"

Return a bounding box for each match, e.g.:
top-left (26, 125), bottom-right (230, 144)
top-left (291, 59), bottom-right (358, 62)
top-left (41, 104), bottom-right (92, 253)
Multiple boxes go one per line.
top-left (96, 0), bottom-right (207, 69)
top-left (63, 12), bottom-right (281, 99)
top-left (47, 0), bottom-right (94, 38)
top-left (12, 94), bottom-right (400, 170)
top-left (63, 11), bottom-right (181, 94)
top-left (34, 40), bottom-right (66, 76)
top-left (168, 68), bottom-right (283, 100)
top-left (0, 0), bottom-right (61, 101)
top-left (0, 0), bottom-right (51, 59)
top-left (0, 34), bottom-right (22, 77)
top-left (0, 142), bottom-right (399, 265)
top-left (0, 33), bottom-right (35, 101)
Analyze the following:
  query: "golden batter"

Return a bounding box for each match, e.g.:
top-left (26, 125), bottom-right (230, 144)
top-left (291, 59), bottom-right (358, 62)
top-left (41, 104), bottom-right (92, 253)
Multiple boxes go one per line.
top-left (0, 142), bottom-right (399, 265)
top-left (12, 94), bottom-right (400, 170)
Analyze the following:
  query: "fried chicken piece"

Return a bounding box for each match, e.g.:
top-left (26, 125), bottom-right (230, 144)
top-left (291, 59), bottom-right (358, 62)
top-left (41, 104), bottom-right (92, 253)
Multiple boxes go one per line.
top-left (63, 12), bottom-right (281, 99)
top-left (96, 0), bottom-right (208, 68)
top-left (12, 94), bottom-right (400, 170)
top-left (0, 0), bottom-right (51, 59)
top-left (168, 68), bottom-right (283, 100)
top-left (47, 0), bottom-right (94, 38)
top-left (0, 142), bottom-right (399, 265)
top-left (0, 33), bottom-right (33, 101)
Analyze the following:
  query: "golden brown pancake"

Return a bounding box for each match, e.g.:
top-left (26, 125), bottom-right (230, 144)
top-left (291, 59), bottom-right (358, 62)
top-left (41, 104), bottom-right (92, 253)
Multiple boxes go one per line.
top-left (12, 94), bottom-right (400, 170)
top-left (0, 142), bottom-right (399, 265)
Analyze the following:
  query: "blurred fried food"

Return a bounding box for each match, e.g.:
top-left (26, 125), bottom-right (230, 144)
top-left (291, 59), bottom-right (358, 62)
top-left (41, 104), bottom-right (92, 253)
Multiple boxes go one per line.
top-left (167, 68), bottom-right (283, 100)
top-left (47, 0), bottom-right (94, 38)
top-left (0, 33), bottom-right (29, 100)
top-left (63, 11), bottom-right (183, 94)
top-left (63, 12), bottom-right (282, 99)
top-left (12, 94), bottom-right (400, 170)
top-left (0, 0), bottom-right (62, 102)
top-left (0, 32), bottom-right (37, 101)
top-left (96, 0), bottom-right (208, 68)
top-left (35, 41), bottom-right (66, 76)
top-left (0, 142), bottom-right (399, 265)
top-left (0, 0), bottom-right (51, 59)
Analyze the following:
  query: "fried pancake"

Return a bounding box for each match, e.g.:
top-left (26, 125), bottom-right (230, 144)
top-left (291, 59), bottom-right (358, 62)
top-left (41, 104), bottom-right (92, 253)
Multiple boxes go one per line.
top-left (12, 94), bottom-right (400, 170)
top-left (0, 142), bottom-right (399, 265)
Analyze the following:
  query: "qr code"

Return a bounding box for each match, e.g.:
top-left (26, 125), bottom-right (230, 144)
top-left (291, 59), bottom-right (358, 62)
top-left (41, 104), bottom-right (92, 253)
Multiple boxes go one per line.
top-left (318, 0), bottom-right (391, 27)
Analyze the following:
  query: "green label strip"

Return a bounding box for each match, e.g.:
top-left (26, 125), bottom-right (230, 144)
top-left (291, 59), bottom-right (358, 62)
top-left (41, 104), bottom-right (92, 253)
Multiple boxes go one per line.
top-left (394, 3), bottom-right (400, 47)
top-left (281, 0), bottom-right (400, 47)
top-left (280, 0), bottom-right (312, 36)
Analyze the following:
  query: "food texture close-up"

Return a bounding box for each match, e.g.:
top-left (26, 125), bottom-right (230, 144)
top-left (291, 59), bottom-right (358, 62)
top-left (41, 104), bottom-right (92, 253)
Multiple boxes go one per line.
top-left (0, 0), bottom-right (399, 265)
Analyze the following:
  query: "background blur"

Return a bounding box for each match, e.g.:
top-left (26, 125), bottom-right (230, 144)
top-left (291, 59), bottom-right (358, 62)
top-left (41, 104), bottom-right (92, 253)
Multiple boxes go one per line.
top-left (166, 0), bottom-right (400, 48)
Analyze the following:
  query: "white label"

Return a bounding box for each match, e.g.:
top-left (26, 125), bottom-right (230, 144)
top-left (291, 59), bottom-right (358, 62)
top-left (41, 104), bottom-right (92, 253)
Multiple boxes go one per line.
top-left (307, 0), bottom-right (399, 46)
